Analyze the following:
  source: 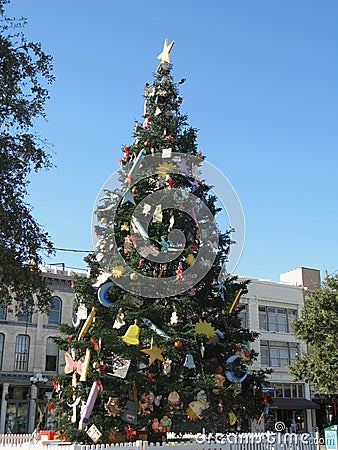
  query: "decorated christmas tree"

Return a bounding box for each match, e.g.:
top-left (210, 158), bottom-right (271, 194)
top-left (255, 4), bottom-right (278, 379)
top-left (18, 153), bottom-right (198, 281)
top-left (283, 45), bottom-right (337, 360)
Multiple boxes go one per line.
top-left (52, 40), bottom-right (270, 444)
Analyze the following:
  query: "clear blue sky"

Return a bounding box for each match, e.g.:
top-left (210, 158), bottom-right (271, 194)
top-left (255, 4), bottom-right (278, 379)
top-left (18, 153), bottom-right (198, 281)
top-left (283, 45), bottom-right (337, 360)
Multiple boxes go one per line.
top-left (6, 0), bottom-right (338, 282)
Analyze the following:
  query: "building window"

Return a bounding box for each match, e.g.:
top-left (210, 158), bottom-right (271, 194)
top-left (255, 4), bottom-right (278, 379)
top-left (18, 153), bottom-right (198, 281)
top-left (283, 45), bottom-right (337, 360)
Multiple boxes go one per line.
top-left (14, 335), bottom-right (30, 371)
top-left (45, 337), bottom-right (58, 372)
top-left (260, 340), bottom-right (299, 367)
top-left (0, 300), bottom-right (7, 320)
top-left (259, 306), bottom-right (297, 333)
top-left (48, 297), bottom-right (62, 325)
top-left (273, 383), bottom-right (304, 398)
top-left (238, 305), bottom-right (248, 328)
top-left (0, 333), bottom-right (4, 370)
top-left (17, 299), bottom-right (32, 323)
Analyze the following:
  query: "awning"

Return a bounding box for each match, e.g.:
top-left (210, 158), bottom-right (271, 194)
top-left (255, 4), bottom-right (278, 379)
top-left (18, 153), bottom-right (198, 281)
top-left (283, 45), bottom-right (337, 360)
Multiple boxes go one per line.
top-left (271, 398), bottom-right (320, 410)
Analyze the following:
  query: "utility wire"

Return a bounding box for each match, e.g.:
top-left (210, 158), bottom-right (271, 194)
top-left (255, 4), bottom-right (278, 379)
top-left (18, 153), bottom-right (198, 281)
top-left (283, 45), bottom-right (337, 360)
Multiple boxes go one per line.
top-left (54, 248), bottom-right (92, 253)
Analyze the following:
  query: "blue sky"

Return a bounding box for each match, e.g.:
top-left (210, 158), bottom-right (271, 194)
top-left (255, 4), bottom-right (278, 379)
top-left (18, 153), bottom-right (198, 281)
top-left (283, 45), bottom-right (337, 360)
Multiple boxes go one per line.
top-left (6, 0), bottom-right (338, 282)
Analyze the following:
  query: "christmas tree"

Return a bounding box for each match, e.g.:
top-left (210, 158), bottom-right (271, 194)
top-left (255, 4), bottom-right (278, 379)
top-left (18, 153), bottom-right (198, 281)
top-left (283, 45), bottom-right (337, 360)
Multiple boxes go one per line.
top-left (52, 40), bottom-right (270, 444)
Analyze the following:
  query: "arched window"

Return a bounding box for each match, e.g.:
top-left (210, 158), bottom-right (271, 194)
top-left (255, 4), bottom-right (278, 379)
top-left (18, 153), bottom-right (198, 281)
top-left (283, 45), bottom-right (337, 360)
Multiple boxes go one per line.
top-left (14, 335), bottom-right (30, 371)
top-left (0, 299), bottom-right (7, 320)
top-left (48, 297), bottom-right (62, 325)
top-left (45, 337), bottom-right (59, 372)
top-left (0, 333), bottom-right (4, 370)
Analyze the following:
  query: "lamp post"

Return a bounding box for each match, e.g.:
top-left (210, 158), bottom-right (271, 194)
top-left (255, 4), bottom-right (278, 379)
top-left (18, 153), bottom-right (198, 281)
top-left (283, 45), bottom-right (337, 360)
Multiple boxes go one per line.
top-left (28, 373), bottom-right (48, 433)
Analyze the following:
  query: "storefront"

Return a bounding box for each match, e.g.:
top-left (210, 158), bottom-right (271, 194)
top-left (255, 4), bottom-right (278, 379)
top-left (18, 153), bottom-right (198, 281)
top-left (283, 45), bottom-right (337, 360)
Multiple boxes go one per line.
top-left (268, 398), bottom-right (320, 432)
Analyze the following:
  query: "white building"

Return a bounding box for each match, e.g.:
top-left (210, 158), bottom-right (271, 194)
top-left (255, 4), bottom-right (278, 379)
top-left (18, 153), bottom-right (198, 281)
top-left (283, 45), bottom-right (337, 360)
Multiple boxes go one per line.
top-left (240, 267), bottom-right (321, 433)
top-left (0, 264), bottom-right (325, 434)
top-left (0, 265), bottom-right (86, 434)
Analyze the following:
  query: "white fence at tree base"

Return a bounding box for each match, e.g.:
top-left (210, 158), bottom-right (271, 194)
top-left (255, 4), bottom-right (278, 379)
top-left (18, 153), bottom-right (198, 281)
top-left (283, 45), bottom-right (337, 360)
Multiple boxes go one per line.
top-left (0, 432), bottom-right (324, 450)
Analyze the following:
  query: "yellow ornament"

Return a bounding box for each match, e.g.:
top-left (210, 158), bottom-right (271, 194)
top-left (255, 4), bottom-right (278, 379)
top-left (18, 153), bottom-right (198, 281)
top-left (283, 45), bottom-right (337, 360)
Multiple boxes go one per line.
top-left (185, 254), bottom-right (195, 266)
top-left (194, 321), bottom-right (217, 339)
top-left (228, 411), bottom-right (237, 426)
top-left (112, 265), bottom-right (125, 278)
top-left (122, 321), bottom-right (140, 345)
top-left (141, 339), bottom-right (165, 365)
top-left (157, 162), bottom-right (175, 178)
top-left (157, 38), bottom-right (174, 64)
top-left (130, 272), bottom-right (138, 281)
top-left (121, 222), bottom-right (130, 232)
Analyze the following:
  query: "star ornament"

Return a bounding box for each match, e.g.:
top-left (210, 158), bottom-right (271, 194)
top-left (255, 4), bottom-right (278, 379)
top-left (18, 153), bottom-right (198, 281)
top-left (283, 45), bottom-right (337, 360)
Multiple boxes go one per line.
top-left (157, 38), bottom-right (175, 64)
top-left (141, 340), bottom-right (165, 365)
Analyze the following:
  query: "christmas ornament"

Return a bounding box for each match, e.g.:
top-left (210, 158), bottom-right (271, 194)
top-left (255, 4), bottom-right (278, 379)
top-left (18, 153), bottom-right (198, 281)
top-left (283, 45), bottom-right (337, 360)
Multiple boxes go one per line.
top-left (170, 311), bottom-right (178, 325)
top-left (228, 288), bottom-right (243, 314)
top-left (142, 203), bottom-right (151, 216)
top-left (143, 318), bottom-right (170, 339)
top-left (87, 424), bottom-right (102, 443)
top-left (225, 355), bottom-right (248, 383)
top-left (160, 236), bottom-right (169, 252)
top-left (121, 222), bottom-right (130, 232)
top-left (121, 189), bottom-right (136, 205)
top-left (166, 176), bottom-right (174, 189)
top-left (155, 107), bottom-right (162, 116)
top-left (128, 149), bottom-right (145, 180)
top-left (105, 397), bottom-right (122, 417)
top-left (228, 411), bottom-right (237, 426)
top-left (78, 380), bottom-right (102, 430)
top-left (212, 373), bottom-right (226, 394)
top-left (175, 261), bottom-right (184, 281)
top-left (132, 216), bottom-right (149, 239)
top-left (157, 162), bottom-right (175, 177)
top-left (152, 418), bottom-right (159, 432)
top-left (152, 204), bottom-right (163, 223)
top-left (186, 390), bottom-right (209, 420)
top-left (140, 339), bottom-right (165, 365)
top-left (77, 307), bottom-right (97, 340)
top-left (122, 321), bottom-right (140, 345)
top-left (71, 301), bottom-right (88, 327)
top-left (200, 342), bottom-right (205, 358)
top-left (64, 352), bottom-right (84, 375)
top-left (121, 401), bottom-right (139, 424)
top-left (162, 148), bottom-right (172, 158)
top-left (92, 270), bottom-right (113, 288)
top-left (185, 254), bottom-right (195, 266)
top-left (104, 356), bottom-right (131, 378)
top-left (97, 282), bottom-right (115, 307)
top-left (194, 321), bottom-right (217, 339)
top-left (113, 309), bottom-right (125, 329)
top-left (163, 358), bottom-right (172, 375)
top-left (157, 38), bottom-right (175, 64)
top-left (130, 272), bottom-right (138, 281)
top-left (112, 265), bottom-right (125, 278)
top-left (125, 426), bottom-right (136, 441)
top-left (174, 340), bottom-right (183, 349)
top-left (168, 391), bottom-right (181, 412)
top-left (184, 353), bottom-right (196, 369)
top-left (159, 415), bottom-right (172, 432)
top-left (138, 393), bottom-right (154, 415)
top-left (79, 348), bottom-right (91, 382)
top-left (124, 236), bottom-right (132, 254)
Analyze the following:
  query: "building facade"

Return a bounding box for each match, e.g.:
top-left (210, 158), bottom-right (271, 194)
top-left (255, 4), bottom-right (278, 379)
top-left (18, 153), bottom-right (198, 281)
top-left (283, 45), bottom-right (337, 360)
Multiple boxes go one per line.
top-left (0, 265), bottom-right (325, 435)
top-left (0, 265), bottom-right (84, 434)
top-left (240, 267), bottom-right (321, 433)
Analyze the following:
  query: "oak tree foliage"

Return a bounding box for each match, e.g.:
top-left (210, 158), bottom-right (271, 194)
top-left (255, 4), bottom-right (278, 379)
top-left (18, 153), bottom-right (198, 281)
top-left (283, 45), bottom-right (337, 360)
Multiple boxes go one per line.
top-left (290, 273), bottom-right (338, 394)
top-left (0, 0), bottom-right (55, 314)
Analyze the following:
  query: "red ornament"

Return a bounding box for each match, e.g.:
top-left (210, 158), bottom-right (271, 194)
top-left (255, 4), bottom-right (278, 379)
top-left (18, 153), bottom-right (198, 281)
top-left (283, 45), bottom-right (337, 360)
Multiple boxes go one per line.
top-left (67, 335), bottom-right (73, 342)
top-left (144, 140), bottom-right (151, 147)
top-left (118, 157), bottom-right (123, 165)
top-left (127, 175), bottom-right (132, 186)
top-left (131, 187), bottom-right (138, 194)
top-left (225, 245), bottom-right (230, 255)
top-left (165, 134), bottom-right (175, 140)
top-left (48, 402), bottom-right (55, 415)
top-left (174, 340), bottom-right (183, 349)
top-left (166, 176), bottom-right (174, 189)
top-left (178, 97), bottom-right (183, 104)
top-left (148, 373), bottom-right (154, 382)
